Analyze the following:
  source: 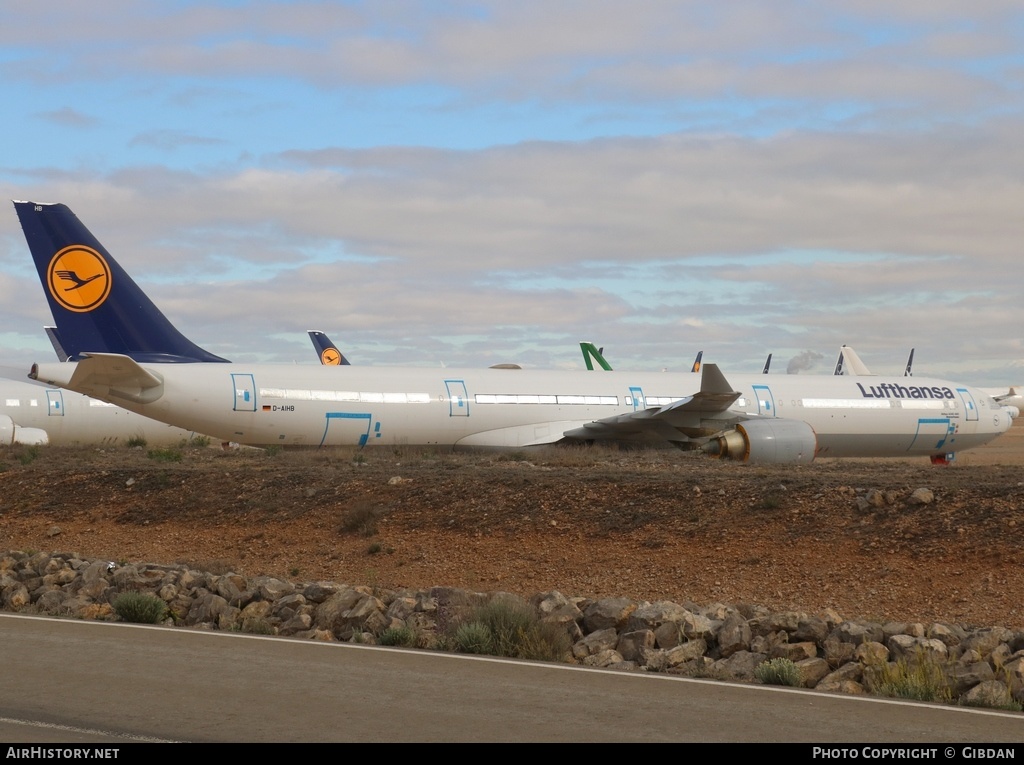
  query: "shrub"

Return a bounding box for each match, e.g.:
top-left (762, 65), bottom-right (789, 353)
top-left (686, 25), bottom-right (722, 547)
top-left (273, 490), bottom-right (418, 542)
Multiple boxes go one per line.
top-left (17, 445), bottom-right (41, 465)
top-left (450, 597), bottom-right (570, 662)
top-left (869, 655), bottom-right (952, 703)
top-left (238, 616), bottom-right (275, 635)
top-left (125, 436), bottom-right (147, 448)
top-left (147, 447), bottom-right (183, 463)
top-left (452, 621), bottom-right (493, 654)
top-left (378, 626), bottom-right (419, 647)
top-left (112, 592), bottom-right (168, 624)
top-left (339, 501), bottom-right (382, 537)
top-left (754, 658), bottom-right (802, 686)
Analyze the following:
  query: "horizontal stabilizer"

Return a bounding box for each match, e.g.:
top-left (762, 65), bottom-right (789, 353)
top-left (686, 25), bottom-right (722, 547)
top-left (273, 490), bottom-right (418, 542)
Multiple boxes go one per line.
top-left (31, 353), bottom-right (165, 405)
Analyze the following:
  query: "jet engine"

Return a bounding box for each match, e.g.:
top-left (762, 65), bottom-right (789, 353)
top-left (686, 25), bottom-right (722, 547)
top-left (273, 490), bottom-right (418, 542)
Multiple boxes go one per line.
top-left (702, 419), bottom-right (817, 464)
top-left (0, 415), bottom-right (49, 446)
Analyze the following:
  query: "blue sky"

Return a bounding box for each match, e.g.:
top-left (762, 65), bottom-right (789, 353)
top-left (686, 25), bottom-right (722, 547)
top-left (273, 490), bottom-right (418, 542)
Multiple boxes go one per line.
top-left (1, 1), bottom-right (1022, 383)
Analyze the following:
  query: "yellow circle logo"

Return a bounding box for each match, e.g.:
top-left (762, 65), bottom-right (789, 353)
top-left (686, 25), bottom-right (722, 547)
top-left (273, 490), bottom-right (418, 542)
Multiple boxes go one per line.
top-left (321, 348), bottom-right (342, 366)
top-left (47, 245), bottom-right (112, 313)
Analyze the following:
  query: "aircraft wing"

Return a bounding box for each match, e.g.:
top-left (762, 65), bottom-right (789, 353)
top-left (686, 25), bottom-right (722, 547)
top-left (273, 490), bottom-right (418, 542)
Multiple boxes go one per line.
top-left (561, 363), bottom-right (742, 444)
top-left (33, 353), bottom-right (165, 405)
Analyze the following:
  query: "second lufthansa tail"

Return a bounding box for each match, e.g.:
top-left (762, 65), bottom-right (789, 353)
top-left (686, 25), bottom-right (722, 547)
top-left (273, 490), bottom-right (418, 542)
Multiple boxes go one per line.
top-left (308, 330), bottom-right (351, 365)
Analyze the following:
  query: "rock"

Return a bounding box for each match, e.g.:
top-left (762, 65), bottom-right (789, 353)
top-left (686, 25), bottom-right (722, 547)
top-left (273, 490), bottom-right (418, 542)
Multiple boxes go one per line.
top-left (582, 597), bottom-right (636, 633)
top-left (908, 488), bottom-right (934, 505)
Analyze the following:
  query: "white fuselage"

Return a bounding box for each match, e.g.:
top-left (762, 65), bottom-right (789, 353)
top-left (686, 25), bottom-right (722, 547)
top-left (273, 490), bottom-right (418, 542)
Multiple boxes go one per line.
top-left (29, 362), bottom-right (1014, 457)
top-left (0, 377), bottom-right (200, 446)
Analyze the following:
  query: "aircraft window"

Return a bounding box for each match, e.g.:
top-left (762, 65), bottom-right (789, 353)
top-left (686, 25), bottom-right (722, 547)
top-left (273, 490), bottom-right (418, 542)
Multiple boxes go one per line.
top-left (4, 399), bottom-right (19, 406)
top-left (802, 398), bottom-right (892, 409)
top-left (263, 388), bottom-right (429, 404)
top-left (88, 400), bottom-right (116, 407)
top-left (308, 390), bottom-right (349, 401)
top-left (30, 399), bottom-right (39, 406)
top-left (899, 400), bottom-right (947, 410)
top-left (474, 394), bottom-right (619, 405)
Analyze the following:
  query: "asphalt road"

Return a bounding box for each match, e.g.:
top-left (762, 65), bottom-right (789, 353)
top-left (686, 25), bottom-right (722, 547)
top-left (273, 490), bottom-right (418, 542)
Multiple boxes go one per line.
top-left (1, 614), bottom-right (1020, 743)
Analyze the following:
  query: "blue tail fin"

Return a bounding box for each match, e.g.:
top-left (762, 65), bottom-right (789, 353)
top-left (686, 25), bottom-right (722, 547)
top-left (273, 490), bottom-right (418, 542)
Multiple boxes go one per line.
top-left (690, 350), bottom-right (703, 373)
top-left (14, 201), bottom-right (228, 363)
top-left (308, 330), bottom-right (351, 365)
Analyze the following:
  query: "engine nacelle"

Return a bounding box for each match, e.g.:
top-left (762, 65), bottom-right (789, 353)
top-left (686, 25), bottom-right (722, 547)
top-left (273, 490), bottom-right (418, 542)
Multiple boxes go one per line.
top-left (703, 418), bottom-right (817, 464)
top-left (0, 415), bottom-right (49, 446)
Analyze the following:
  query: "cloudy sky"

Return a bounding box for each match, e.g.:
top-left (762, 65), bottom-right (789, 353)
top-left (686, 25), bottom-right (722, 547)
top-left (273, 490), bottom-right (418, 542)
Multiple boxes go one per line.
top-left (1, 1), bottom-right (1022, 384)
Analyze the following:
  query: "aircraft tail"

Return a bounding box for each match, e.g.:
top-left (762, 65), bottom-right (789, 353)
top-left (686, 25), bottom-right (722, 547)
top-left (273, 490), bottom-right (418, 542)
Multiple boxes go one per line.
top-left (44, 325), bottom-right (70, 362)
top-left (904, 348), bottom-right (915, 377)
top-left (308, 330), bottom-right (351, 366)
top-left (690, 350), bottom-right (703, 373)
top-left (762, 353), bottom-right (772, 374)
top-left (580, 342), bottom-right (613, 371)
top-left (14, 201), bottom-right (228, 363)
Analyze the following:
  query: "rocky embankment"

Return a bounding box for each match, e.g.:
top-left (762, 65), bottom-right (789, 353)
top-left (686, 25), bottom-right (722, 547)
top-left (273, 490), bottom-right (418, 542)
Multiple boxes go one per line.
top-left (3, 549), bottom-right (1022, 710)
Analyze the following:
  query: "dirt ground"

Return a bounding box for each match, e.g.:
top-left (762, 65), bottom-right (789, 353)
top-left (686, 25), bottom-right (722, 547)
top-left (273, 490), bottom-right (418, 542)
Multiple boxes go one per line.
top-left (2, 423), bottom-right (1023, 629)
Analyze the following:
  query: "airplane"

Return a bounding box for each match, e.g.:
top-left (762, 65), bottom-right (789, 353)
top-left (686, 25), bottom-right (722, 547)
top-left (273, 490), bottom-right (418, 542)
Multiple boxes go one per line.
top-left (14, 200), bottom-right (1015, 463)
top-left (0, 376), bottom-right (206, 446)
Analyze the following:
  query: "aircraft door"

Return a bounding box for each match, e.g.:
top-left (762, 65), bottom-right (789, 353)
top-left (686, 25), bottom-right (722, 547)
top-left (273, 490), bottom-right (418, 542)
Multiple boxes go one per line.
top-left (46, 390), bottom-right (64, 416)
top-left (629, 386), bottom-right (646, 411)
top-left (751, 384), bottom-right (775, 416)
top-left (232, 374), bottom-right (256, 412)
top-left (909, 417), bottom-right (955, 451)
top-left (445, 380), bottom-right (469, 417)
top-left (321, 412), bottom-right (374, 447)
top-left (956, 387), bottom-right (979, 422)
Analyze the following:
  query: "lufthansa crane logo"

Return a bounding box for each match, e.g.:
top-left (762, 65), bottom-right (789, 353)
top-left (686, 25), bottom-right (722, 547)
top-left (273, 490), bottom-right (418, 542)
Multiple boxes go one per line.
top-left (46, 245), bottom-right (112, 313)
top-left (320, 348), bottom-right (342, 366)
